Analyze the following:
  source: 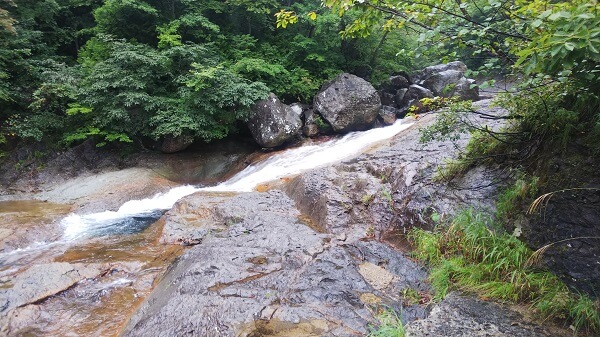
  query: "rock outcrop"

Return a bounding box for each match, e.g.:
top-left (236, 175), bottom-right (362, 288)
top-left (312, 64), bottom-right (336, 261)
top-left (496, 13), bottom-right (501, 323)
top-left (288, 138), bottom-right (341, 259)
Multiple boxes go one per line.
top-left (0, 262), bottom-right (105, 315)
top-left (122, 191), bottom-right (429, 337)
top-left (247, 93), bottom-right (302, 148)
top-left (314, 73), bottom-right (381, 133)
top-left (416, 61), bottom-right (479, 101)
top-left (377, 61), bottom-right (479, 117)
top-left (119, 98), bottom-right (571, 337)
top-left (405, 293), bottom-right (565, 337)
top-left (413, 61), bottom-right (468, 84)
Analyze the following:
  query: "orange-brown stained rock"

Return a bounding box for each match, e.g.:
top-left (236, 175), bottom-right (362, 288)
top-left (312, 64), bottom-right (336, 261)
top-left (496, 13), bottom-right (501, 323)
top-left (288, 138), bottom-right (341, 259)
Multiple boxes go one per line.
top-left (0, 200), bottom-right (73, 252)
top-left (3, 216), bottom-right (185, 337)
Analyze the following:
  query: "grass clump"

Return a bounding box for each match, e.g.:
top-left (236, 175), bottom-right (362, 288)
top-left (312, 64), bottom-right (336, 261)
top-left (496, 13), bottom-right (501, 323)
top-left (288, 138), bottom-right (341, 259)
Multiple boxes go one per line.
top-left (409, 209), bottom-right (600, 334)
top-left (368, 310), bottom-right (405, 337)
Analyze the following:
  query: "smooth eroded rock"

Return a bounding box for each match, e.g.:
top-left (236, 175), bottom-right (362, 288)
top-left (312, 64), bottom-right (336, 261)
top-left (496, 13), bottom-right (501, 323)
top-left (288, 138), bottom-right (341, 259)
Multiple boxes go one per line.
top-left (122, 190), bottom-right (429, 337)
top-left (0, 262), bottom-right (104, 314)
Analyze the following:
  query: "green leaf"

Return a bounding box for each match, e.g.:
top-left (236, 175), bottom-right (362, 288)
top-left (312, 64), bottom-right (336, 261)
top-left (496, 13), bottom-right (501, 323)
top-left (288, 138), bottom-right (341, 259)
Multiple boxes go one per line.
top-left (577, 13), bottom-right (594, 20)
top-left (564, 42), bottom-right (575, 51)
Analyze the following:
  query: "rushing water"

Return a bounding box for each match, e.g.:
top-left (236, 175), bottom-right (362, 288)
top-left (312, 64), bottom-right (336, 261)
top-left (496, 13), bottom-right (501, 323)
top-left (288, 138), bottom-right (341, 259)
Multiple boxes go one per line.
top-left (59, 119), bottom-right (414, 240)
top-left (1, 119), bottom-right (414, 337)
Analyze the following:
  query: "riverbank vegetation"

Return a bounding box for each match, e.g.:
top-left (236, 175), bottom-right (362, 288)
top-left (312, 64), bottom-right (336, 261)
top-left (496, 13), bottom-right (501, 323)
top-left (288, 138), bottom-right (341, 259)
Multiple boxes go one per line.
top-left (0, 0), bottom-right (419, 153)
top-left (410, 210), bottom-right (600, 334)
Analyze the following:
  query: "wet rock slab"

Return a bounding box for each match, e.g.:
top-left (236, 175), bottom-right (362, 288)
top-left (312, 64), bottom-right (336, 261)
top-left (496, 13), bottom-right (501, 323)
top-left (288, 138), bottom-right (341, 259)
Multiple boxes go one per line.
top-left (159, 192), bottom-right (237, 245)
top-left (285, 100), bottom-right (505, 239)
top-left (405, 293), bottom-right (570, 337)
top-left (122, 191), bottom-right (429, 337)
top-left (0, 261), bottom-right (107, 336)
top-left (0, 262), bottom-right (105, 314)
top-left (122, 98), bottom-right (567, 336)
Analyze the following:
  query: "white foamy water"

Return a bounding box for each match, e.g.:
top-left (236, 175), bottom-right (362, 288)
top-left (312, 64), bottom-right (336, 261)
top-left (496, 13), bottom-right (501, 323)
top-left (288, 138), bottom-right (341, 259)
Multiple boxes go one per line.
top-left (206, 120), bottom-right (414, 192)
top-left (62, 185), bottom-right (199, 240)
top-left (60, 119), bottom-right (414, 239)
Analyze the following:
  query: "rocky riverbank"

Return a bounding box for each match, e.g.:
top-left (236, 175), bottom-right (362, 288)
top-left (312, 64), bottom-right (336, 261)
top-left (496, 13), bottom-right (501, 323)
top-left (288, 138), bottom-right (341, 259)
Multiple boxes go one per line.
top-left (1, 96), bottom-right (583, 336)
top-left (122, 98), bottom-right (572, 336)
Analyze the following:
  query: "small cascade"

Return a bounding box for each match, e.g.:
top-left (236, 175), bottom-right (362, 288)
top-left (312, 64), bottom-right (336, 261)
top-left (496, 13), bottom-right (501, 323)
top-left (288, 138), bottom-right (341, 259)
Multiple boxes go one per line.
top-left (62, 185), bottom-right (199, 240)
top-left (59, 119), bottom-right (414, 240)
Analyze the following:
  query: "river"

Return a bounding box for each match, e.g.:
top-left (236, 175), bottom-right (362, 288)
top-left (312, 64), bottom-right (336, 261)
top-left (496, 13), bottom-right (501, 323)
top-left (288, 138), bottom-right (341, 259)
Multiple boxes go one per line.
top-left (0, 119), bottom-right (413, 336)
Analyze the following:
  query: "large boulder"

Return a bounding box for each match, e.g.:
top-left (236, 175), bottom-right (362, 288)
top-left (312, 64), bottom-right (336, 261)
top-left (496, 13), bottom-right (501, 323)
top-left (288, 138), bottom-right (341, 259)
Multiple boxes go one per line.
top-left (314, 73), bottom-right (381, 133)
top-left (389, 75), bottom-right (410, 89)
top-left (415, 61), bottom-right (479, 101)
top-left (414, 61), bottom-right (467, 84)
top-left (454, 77), bottom-right (480, 101)
top-left (422, 70), bottom-right (465, 97)
top-left (422, 70), bottom-right (479, 100)
top-left (247, 93), bottom-right (302, 148)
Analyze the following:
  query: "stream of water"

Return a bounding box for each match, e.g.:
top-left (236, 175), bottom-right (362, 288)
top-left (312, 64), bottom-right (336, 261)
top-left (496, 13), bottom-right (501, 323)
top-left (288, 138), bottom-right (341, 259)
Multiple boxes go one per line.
top-left (60, 119), bottom-right (414, 242)
top-left (0, 119), bottom-right (414, 336)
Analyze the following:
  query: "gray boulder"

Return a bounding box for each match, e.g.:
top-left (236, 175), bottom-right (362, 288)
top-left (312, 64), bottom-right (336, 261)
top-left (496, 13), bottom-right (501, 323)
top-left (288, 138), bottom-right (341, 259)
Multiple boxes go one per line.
top-left (389, 75), bottom-right (410, 88)
top-left (422, 69), bottom-right (465, 97)
top-left (247, 93), bottom-right (302, 148)
top-left (397, 85), bottom-right (434, 115)
top-left (404, 84), bottom-right (434, 101)
top-left (415, 61), bottom-right (479, 101)
top-left (454, 77), bottom-right (480, 101)
top-left (414, 61), bottom-right (467, 84)
top-left (422, 70), bottom-right (479, 101)
top-left (314, 73), bottom-right (381, 133)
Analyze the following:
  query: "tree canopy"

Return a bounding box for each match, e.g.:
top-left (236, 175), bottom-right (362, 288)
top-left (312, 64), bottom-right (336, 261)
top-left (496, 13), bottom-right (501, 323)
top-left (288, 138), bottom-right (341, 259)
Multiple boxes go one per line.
top-left (0, 0), bottom-right (419, 150)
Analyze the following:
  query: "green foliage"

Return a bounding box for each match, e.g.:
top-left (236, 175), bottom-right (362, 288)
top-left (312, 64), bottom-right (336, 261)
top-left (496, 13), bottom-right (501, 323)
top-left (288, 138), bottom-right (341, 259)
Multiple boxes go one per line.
top-left (409, 96), bottom-right (459, 115)
top-left (74, 38), bottom-right (269, 143)
top-left (495, 82), bottom-right (598, 152)
top-left (151, 63), bottom-right (269, 141)
top-left (63, 127), bottom-right (132, 147)
top-left (94, 0), bottom-right (159, 43)
top-left (409, 210), bottom-right (600, 333)
top-left (495, 176), bottom-right (539, 224)
top-left (514, 2), bottom-right (600, 92)
top-left (314, 0), bottom-right (600, 159)
top-left (0, 0), bottom-right (423, 150)
top-left (419, 100), bottom-right (473, 143)
top-left (368, 310), bottom-right (405, 337)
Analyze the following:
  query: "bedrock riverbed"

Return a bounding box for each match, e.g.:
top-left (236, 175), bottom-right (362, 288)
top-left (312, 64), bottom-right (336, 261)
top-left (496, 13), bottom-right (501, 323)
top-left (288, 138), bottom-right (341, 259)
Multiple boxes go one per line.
top-left (124, 99), bottom-right (573, 336)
